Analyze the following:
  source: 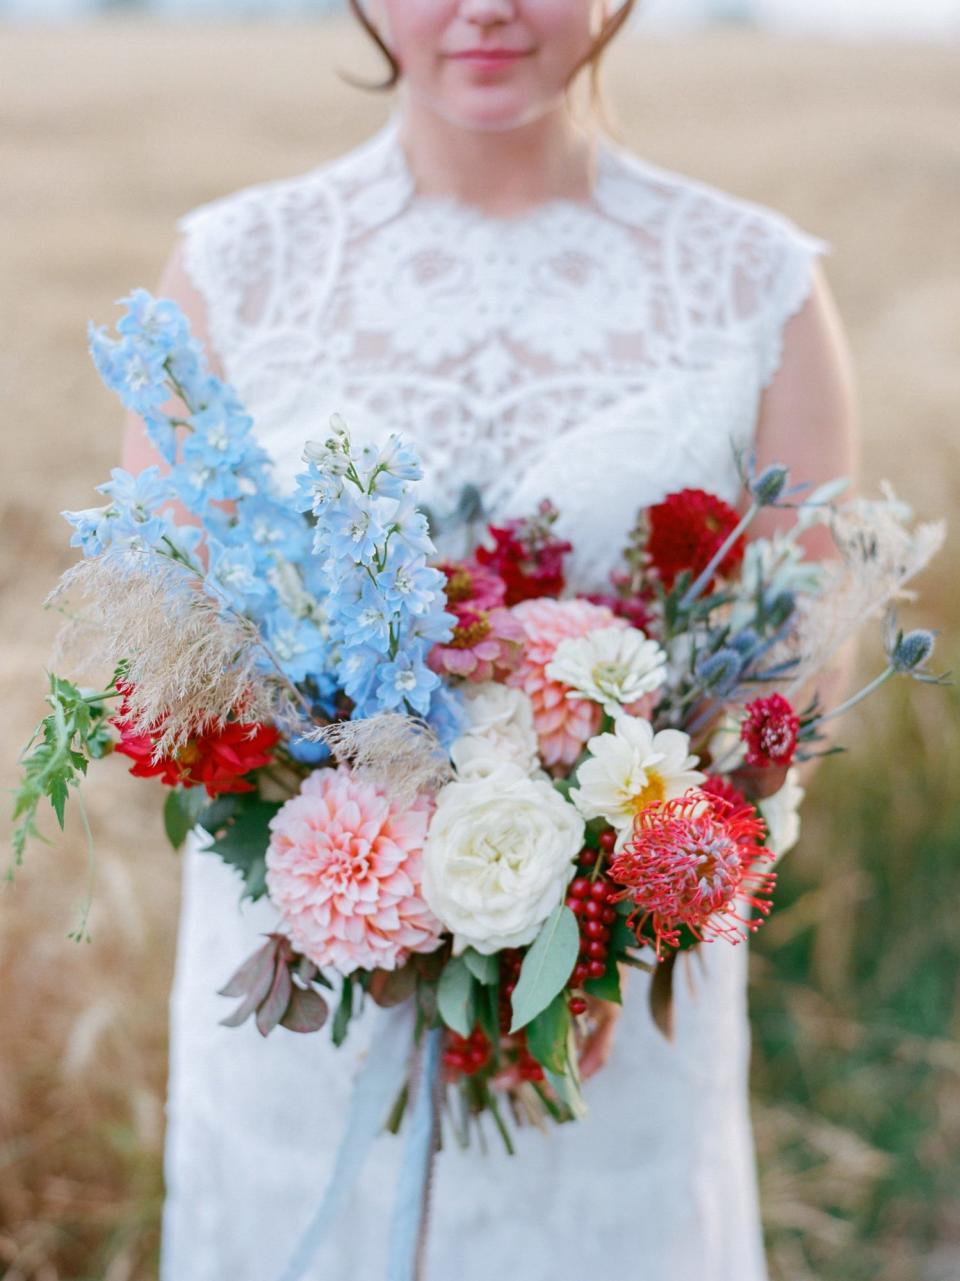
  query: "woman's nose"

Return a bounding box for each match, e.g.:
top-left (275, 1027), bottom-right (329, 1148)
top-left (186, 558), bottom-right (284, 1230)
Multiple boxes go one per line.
top-left (458, 0), bottom-right (517, 27)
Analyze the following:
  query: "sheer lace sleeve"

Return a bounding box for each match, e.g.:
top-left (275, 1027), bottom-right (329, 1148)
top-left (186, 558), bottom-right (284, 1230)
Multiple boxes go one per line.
top-left (728, 209), bottom-right (832, 391)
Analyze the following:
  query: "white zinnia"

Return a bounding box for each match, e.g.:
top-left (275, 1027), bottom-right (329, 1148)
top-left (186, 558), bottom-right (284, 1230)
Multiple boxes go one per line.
top-left (570, 714), bottom-right (705, 836)
top-left (546, 625), bottom-right (668, 716)
top-left (422, 764), bottom-right (584, 955)
top-left (449, 682), bottom-right (539, 780)
top-left (758, 768), bottom-right (806, 865)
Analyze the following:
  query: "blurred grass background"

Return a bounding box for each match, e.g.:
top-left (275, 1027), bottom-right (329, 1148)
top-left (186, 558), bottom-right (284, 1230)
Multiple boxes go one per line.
top-left (1, 18), bottom-right (958, 1281)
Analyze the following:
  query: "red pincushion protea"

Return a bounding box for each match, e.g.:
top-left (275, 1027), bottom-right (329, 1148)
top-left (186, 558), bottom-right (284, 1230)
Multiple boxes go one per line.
top-left (608, 790), bottom-right (774, 958)
top-left (740, 693), bottom-right (800, 768)
top-left (475, 500), bottom-right (572, 606)
top-left (112, 686), bottom-right (279, 796)
top-left (647, 488), bottom-right (745, 592)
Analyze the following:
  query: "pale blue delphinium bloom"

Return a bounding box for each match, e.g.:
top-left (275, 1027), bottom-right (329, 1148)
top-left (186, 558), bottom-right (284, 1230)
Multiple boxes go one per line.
top-left (205, 541), bottom-right (270, 611)
top-left (375, 649), bottom-right (440, 717)
top-left (116, 288), bottom-right (190, 351)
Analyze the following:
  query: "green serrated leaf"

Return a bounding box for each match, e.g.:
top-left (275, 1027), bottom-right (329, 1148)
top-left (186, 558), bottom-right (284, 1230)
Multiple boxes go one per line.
top-left (462, 947), bottom-right (499, 986)
top-left (525, 991), bottom-right (571, 1074)
top-left (163, 787), bottom-right (207, 850)
top-left (437, 955), bottom-right (477, 1037)
top-left (509, 905), bottom-right (579, 1033)
top-left (200, 793), bottom-right (280, 901)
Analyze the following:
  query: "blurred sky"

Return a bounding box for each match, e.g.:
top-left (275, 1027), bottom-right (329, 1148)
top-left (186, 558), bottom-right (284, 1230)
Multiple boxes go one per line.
top-left (1, 0), bottom-right (959, 38)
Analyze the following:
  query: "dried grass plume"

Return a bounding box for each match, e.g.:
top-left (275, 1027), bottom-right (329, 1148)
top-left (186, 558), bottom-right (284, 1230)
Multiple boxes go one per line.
top-left (49, 549), bottom-right (303, 754)
top-left (311, 713), bottom-right (453, 804)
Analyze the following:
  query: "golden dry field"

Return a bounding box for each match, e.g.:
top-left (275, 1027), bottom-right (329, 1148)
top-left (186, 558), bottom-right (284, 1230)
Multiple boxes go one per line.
top-left (1, 19), bottom-right (958, 1281)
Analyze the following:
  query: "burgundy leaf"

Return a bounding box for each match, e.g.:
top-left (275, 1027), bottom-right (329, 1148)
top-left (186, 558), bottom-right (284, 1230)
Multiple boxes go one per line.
top-left (256, 960), bottom-right (293, 1038)
top-left (218, 937), bottom-right (280, 999)
top-left (279, 985), bottom-right (330, 1034)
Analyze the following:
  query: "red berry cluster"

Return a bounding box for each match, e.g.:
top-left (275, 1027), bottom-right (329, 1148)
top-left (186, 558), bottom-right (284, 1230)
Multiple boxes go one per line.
top-left (496, 949), bottom-right (544, 1081)
top-left (566, 873), bottom-right (618, 987)
top-left (442, 1026), bottom-right (490, 1077)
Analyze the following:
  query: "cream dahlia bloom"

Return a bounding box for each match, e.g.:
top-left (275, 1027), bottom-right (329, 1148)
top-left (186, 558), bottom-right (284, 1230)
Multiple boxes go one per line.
top-left (570, 714), bottom-right (705, 838)
top-left (545, 625), bottom-right (668, 717)
top-left (449, 682), bottom-right (539, 780)
top-left (265, 765), bottom-right (443, 974)
top-left (422, 764), bottom-right (584, 954)
top-left (757, 768), bottom-right (806, 865)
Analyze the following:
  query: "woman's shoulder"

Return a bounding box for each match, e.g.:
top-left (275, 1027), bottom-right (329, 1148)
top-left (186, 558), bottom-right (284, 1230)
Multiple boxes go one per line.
top-left (175, 123), bottom-right (405, 251)
top-left (598, 140), bottom-right (831, 369)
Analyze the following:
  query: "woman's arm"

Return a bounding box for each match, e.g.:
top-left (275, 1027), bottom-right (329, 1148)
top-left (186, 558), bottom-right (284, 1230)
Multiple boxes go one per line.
top-left (121, 239), bottom-right (222, 477)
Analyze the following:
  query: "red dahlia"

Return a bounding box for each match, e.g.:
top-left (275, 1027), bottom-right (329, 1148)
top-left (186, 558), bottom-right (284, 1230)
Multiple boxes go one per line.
top-left (740, 693), bottom-right (800, 768)
top-left (646, 488), bottom-right (745, 592)
top-left (112, 686), bottom-right (279, 796)
top-left (608, 790), bottom-right (774, 958)
top-left (475, 500), bottom-right (572, 606)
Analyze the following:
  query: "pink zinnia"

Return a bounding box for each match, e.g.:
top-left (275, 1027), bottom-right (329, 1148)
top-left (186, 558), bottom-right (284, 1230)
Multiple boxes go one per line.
top-left (609, 790), bottom-right (774, 958)
top-left (740, 693), bottom-right (800, 768)
top-left (507, 598), bottom-right (625, 768)
top-left (428, 559), bottom-right (523, 682)
top-left (265, 766), bottom-right (444, 975)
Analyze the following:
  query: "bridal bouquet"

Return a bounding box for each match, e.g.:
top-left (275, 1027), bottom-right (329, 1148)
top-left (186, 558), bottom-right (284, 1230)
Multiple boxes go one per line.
top-left (12, 290), bottom-right (948, 1146)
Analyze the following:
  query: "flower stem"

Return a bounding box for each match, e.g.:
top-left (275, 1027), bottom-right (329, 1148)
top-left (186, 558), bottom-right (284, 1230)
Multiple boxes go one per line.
top-left (679, 502), bottom-right (758, 610)
top-left (809, 664), bottom-right (894, 728)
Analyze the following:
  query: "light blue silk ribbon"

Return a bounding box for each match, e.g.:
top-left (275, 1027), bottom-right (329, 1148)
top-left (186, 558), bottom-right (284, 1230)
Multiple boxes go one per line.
top-left (276, 1009), bottom-right (443, 1281)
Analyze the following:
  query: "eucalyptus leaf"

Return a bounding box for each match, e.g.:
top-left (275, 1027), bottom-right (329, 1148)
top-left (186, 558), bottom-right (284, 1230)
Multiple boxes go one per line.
top-left (509, 905), bottom-right (579, 1033)
top-left (437, 955), bottom-right (477, 1038)
top-left (525, 992), bottom-right (571, 1074)
top-left (256, 961), bottom-right (292, 1037)
top-left (462, 947), bottom-right (499, 987)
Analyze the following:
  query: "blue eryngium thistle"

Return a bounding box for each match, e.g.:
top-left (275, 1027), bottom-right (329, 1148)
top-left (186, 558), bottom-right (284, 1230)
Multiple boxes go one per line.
top-left (890, 628), bottom-right (935, 673)
top-left (695, 648), bottom-right (744, 696)
top-left (814, 612), bottom-right (950, 728)
top-left (749, 465), bottom-right (790, 507)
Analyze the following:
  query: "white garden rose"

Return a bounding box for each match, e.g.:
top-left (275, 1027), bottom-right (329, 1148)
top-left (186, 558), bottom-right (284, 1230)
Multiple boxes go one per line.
top-left (570, 714), bottom-right (704, 839)
top-left (545, 625), bottom-right (668, 716)
top-left (758, 768), bottom-right (805, 865)
top-left (449, 682), bottom-right (539, 779)
top-left (422, 764), bottom-right (584, 954)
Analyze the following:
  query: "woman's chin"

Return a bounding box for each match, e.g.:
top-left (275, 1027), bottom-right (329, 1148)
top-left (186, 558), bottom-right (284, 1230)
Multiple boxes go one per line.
top-left (418, 85), bottom-right (564, 135)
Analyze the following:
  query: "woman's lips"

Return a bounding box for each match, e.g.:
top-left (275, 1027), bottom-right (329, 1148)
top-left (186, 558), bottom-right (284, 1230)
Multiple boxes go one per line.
top-left (447, 49), bottom-right (533, 70)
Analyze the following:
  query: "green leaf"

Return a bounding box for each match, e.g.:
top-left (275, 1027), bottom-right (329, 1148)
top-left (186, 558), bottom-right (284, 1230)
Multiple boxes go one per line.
top-left (437, 955), bottom-right (477, 1038)
top-left (525, 991), bottom-right (571, 1074)
top-left (583, 957), bottom-right (623, 1003)
top-left (163, 787), bottom-right (207, 850)
top-left (199, 793), bottom-right (280, 901)
top-left (462, 947), bottom-right (499, 986)
top-left (509, 905), bottom-right (580, 1033)
top-left (332, 976), bottom-right (355, 1047)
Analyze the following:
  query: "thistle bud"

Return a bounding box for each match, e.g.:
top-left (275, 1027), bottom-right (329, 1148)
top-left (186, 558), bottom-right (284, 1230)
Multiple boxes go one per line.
top-left (750, 464), bottom-right (789, 506)
top-left (891, 629), bottom-right (935, 673)
top-left (696, 648), bottom-right (744, 694)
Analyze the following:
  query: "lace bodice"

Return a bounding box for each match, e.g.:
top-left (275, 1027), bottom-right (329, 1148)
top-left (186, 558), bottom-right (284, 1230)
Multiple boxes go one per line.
top-left (163, 118), bottom-right (830, 1281)
top-left (178, 114), bottom-right (828, 589)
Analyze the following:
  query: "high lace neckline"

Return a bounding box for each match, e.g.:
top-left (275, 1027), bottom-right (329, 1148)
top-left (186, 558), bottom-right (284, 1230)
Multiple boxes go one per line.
top-left (349, 111), bottom-right (628, 231)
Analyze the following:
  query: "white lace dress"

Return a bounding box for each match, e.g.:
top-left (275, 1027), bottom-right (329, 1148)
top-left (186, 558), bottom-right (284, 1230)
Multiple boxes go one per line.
top-left (161, 114), bottom-right (829, 1281)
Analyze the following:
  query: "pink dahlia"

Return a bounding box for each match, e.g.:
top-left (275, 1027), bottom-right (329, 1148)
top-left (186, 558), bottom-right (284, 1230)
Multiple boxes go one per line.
top-left (428, 558), bottom-right (523, 682)
top-left (265, 765), bottom-right (444, 975)
top-left (507, 598), bottom-right (625, 768)
top-left (609, 790), bottom-right (773, 958)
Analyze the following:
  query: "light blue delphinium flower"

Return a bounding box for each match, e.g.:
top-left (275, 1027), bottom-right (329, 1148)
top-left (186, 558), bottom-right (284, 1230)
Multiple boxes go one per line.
top-left (375, 649), bottom-right (440, 717)
top-left (115, 288), bottom-right (190, 351)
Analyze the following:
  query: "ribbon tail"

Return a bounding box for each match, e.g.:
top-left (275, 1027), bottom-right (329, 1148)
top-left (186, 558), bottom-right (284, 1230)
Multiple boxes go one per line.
top-left (275, 1004), bottom-right (414, 1281)
top-left (386, 1025), bottom-right (444, 1281)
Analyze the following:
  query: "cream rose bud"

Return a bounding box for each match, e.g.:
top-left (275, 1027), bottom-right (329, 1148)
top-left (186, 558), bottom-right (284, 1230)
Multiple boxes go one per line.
top-left (449, 682), bottom-right (539, 779)
top-left (758, 768), bottom-right (805, 865)
top-left (422, 764), bottom-right (584, 955)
